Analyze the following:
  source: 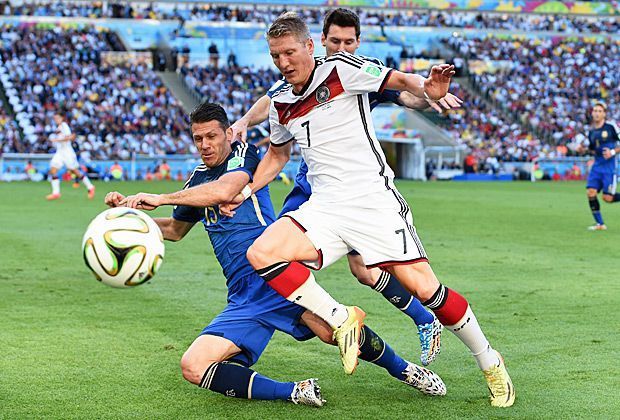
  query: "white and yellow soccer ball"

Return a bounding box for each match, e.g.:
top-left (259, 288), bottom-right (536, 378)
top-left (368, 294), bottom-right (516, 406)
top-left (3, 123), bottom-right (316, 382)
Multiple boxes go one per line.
top-left (82, 207), bottom-right (165, 288)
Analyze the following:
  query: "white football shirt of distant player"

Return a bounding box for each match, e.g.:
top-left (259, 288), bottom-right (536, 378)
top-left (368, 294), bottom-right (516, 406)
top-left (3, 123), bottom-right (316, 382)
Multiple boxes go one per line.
top-left (269, 52), bottom-right (395, 203)
top-left (52, 122), bottom-right (73, 154)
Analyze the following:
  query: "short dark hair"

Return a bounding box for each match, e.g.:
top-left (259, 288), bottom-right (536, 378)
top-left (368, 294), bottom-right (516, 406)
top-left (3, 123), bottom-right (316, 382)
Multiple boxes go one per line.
top-left (323, 8), bottom-right (360, 39)
top-left (189, 102), bottom-right (230, 130)
top-left (267, 11), bottom-right (310, 42)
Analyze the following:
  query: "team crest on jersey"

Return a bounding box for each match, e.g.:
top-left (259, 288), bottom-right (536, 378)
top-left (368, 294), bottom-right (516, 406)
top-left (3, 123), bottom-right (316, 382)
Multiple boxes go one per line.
top-left (315, 85), bottom-right (331, 103)
top-left (602, 130), bottom-right (608, 139)
top-left (227, 156), bottom-right (244, 170)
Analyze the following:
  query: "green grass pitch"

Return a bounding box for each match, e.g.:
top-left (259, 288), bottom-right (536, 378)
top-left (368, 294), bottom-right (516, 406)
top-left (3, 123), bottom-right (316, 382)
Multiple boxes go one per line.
top-left (1, 180), bottom-right (618, 419)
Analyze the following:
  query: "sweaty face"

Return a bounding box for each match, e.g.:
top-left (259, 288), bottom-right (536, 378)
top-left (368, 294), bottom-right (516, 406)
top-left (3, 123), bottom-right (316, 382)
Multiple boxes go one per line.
top-left (269, 35), bottom-right (315, 91)
top-left (591, 105), bottom-right (606, 125)
top-left (321, 25), bottom-right (360, 56)
top-left (191, 121), bottom-right (232, 168)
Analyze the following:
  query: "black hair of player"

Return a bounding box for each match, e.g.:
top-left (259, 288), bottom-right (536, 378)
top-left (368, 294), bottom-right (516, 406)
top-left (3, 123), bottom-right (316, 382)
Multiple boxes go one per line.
top-left (54, 108), bottom-right (67, 119)
top-left (323, 8), bottom-right (360, 39)
top-left (593, 102), bottom-right (607, 113)
top-left (189, 101), bottom-right (230, 131)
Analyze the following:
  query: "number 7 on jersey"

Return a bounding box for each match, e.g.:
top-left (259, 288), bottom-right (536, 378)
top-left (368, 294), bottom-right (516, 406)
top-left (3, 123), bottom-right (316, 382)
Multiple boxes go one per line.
top-left (301, 121), bottom-right (311, 147)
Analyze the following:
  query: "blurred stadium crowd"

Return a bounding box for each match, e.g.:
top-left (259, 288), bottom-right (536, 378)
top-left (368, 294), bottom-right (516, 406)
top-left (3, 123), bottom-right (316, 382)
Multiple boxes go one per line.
top-left (3, 1), bottom-right (619, 34)
top-left (1, 25), bottom-right (192, 159)
top-left (0, 1), bottom-right (617, 176)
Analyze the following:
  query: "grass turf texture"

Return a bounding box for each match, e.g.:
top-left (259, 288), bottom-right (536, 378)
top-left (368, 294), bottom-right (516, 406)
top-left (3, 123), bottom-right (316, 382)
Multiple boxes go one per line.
top-left (1, 180), bottom-right (618, 419)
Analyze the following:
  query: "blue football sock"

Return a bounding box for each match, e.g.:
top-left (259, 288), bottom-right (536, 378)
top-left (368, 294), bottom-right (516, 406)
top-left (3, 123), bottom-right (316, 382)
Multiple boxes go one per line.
top-left (589, 197), bottom-right (604, 224)
top-left (251, 373), bottom-right (295, 400)
top-left (359, 326), bottom-right (409, 379)
top-left (199, 362), bottom-right (294, 401)
top-left (373, 272), bottom-right (434, 326)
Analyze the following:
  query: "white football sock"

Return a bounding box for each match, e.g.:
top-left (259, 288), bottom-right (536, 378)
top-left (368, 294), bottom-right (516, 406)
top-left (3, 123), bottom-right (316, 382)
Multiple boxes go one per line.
top-left (286, 272), bottom-right (349, 329)
top-left (51, 178), bottom-right (60, 194)
top-left (82, 175), bottom-right (93, 190)
top-left (445, 305), bottom-right (500, 370)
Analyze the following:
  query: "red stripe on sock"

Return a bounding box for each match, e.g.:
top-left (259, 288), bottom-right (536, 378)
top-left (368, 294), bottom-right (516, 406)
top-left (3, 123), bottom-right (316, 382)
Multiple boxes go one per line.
top-left (434, 288), bottom-right (468, 326)
top-left (266, 262), bottom-right (310, 298)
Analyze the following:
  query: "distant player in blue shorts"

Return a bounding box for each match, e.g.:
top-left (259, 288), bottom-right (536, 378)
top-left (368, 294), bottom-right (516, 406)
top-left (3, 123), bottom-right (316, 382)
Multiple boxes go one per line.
top-left (105, 102), bottom-right (445, 407)
top-left (579, 102), bottom-right (620, 230)
top-left (230, 8), bottom-right (462, 366)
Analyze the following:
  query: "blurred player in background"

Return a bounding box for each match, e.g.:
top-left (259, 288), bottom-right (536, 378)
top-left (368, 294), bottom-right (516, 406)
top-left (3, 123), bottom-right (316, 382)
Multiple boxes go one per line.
top-left (105, 102), bottom-right (446, 407)
top-left (230, 8), bottom-right (463, 367)
top-left (45, 111), bottom-right (95, 200)
top-left (580, 102), bottom-right (620, 230)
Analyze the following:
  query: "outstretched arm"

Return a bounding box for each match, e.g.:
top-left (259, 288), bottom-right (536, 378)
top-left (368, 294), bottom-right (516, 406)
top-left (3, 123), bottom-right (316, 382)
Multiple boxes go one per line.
top-left (230, 95), bottom-right (271, 142)
top-left (385, 64), bottom-right (455, 101)
top-left (104, 191), bottom-right (195, 241)
top-left (251, 142), bottom-right (292, 193)
top-left (152, 218), bottom-right (195, 242)
top-left (119, 171), bottom-right (251, 210)
top-left (397, 91), bottom-right (463, 113)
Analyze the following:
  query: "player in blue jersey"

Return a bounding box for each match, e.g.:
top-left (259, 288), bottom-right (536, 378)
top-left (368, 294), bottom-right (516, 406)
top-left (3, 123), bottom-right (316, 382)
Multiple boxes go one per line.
top-left (105, 102), bottom-right (446, 407)
top-left (229, 8), bottom-right (462, 366)
top-left (579, 102), bottom-right (620, 230)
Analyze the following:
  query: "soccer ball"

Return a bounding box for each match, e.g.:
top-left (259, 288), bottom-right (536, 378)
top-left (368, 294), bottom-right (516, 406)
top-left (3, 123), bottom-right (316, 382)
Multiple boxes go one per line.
top-left (82, 207), bottom-right (165, 288)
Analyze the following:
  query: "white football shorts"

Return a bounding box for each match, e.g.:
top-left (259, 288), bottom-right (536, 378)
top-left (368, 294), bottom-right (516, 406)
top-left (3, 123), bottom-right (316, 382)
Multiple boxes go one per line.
top-left (50, 150), bottom-right (79, 170)
top-left (284, 189), bottom-right (428, 270)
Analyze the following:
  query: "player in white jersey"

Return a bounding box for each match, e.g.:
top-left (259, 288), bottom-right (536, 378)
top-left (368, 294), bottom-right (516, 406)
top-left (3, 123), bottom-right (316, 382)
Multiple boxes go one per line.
top-left (46, 111), bottom-right (95, 201)
top-left (237, 13), bottom-right (514, 407)
top-left (228, 8), bottom-right (462, 367)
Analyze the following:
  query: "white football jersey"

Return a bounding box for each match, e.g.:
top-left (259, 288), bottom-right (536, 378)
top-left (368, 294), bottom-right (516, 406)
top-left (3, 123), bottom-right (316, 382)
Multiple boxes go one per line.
top-left (269, 52), bottom-right (396, 203)
top-left (51, 121), bottom-right (73, 154)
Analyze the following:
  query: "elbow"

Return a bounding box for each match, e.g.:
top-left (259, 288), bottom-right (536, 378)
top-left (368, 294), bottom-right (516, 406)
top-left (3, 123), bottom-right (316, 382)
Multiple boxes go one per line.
top-left (218, 186), bottom-right (240, 203)
top-left (164, 234), bottom-right (181, 242)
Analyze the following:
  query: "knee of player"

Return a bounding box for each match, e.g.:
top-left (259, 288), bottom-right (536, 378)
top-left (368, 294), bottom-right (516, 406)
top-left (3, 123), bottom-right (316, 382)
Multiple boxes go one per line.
top-left (411, 275), bottom-right (441, 302)
top-left (180, 351), bottom-right (216, 385)
top-left (351, 269), bottom-right (376, 287)
top-left (246, 240), bottom-right (274, 269)
top-left (587, 190), bottom-right (597, 198)
top-left (603, 195), bottom-right (613, 203)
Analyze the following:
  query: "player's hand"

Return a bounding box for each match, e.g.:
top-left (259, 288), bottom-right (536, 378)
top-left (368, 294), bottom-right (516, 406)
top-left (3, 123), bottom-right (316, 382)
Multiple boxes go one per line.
top-left (427, 92), bottom-right (463, 113)
top-left (424, 64), bottom-right (455, 101)
top-left (219, 194), bottom-right (245, 218)
top-left (104, 191), bottom-right (125, 207)
top-left (119, 193), bottom-right (162, 211)
top-left (230, 118), bottom-right (249, 143)
top-left (602, 148), bottom-right (616, 160)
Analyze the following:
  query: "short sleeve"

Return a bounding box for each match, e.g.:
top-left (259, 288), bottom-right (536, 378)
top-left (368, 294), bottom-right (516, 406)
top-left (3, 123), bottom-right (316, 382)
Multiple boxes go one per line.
top-left (373, 89), bottom-right (401, 105)
top-left (329, 52), bottom-right (393, 95)
top-left (172, 204), bottom-right (202, 224)
top-left (225, 142), bottom-right (261, 181)
top-left (172, 169), bottom-right (204, 223)
top-left (609, 123), bottom-right (620, 143)
top-left (269, 102), bottom-right (294, 146)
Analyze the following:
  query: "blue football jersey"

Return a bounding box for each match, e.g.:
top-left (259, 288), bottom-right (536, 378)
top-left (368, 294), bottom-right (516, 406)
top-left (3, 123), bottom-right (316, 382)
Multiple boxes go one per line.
top-left (589, 122), bottom-right (620, 172)
top-left (172, 142), bottom-right (275, 283)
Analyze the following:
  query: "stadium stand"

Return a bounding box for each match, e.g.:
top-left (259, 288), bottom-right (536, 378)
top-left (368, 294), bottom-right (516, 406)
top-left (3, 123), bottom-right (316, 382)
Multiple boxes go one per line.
top-left (179, 63), bottom-right (280, 122)
top-left (446, 36), bottom-right (619, 149)
top-left (1, 2), bottom-right (617, 179)
top-left (2, 1), bottom-right (619, 33)
top-left (0, 24), bottom-right (192, 159)
top-left (441, 82), bottom-right (545, 168)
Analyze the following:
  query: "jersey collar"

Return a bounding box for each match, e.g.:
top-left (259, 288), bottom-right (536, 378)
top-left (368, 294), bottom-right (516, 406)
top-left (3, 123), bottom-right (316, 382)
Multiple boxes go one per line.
top-left (293, 58), bottom-right (319, 97)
